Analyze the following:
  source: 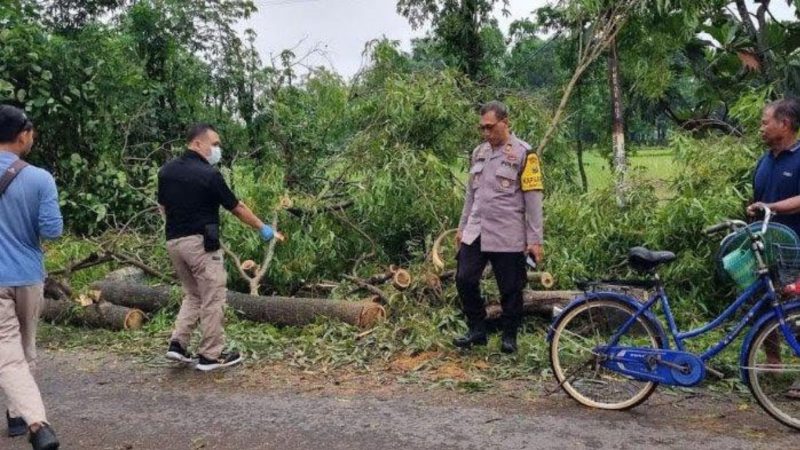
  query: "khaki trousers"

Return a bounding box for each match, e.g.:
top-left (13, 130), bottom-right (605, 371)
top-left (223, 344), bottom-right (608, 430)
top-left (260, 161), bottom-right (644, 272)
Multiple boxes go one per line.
top-left (0, 284), bottom-right (47, 424)
top-left (167, 235), bottom-right (227, 359)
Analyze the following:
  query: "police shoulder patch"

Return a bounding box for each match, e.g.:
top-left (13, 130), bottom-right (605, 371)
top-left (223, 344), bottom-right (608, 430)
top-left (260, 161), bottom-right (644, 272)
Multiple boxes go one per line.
top-left (520, 151), bottom-right (543, 191)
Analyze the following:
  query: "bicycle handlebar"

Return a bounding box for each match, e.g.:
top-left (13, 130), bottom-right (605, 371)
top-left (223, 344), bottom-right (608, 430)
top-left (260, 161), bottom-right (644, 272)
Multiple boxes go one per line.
top-left (703, 205), bottom-right (774, 237)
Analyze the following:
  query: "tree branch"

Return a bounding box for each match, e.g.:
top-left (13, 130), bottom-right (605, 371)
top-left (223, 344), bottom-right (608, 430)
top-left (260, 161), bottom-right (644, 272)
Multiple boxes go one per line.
top-left (534, 0), bottom-right (641, 157)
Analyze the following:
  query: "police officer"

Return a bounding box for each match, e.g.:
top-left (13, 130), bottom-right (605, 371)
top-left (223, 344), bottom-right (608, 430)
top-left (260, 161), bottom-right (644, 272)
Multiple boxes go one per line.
top-left (158, 123), bottom-right (283, 372)
top-left (454, 101), bottom-right (544, 354)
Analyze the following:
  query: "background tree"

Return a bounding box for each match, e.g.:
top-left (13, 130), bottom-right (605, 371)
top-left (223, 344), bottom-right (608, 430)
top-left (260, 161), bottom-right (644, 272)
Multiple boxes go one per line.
top-left (397, 0), bottom-right (509, 81)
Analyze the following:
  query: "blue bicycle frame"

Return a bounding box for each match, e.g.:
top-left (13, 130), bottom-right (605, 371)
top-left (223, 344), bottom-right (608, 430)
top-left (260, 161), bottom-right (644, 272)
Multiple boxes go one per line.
top-left (550, 206), bottom-right (800, 429)
top-left (604, 272), bottom-right (800, 365)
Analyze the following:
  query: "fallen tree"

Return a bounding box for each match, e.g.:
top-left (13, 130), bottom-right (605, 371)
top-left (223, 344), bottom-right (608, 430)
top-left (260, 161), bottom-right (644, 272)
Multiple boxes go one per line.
top-left (435, 269), bottom-right (555, 288)
top-left (92, 281), bottom-right (386, 329)
top-left (42, 298), bottom-right (145, 331)
top-left (485, 290), bottom-right (581, 320)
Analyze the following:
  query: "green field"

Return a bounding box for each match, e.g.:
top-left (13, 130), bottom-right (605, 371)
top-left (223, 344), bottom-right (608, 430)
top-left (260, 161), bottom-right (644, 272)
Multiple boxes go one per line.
top-left (582, 147), bottom-right (676, 197)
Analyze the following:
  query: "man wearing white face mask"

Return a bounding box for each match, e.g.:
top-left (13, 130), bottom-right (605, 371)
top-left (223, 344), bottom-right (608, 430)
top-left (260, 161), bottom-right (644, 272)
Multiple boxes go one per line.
top-left (157, 123), bottom-right (284, 371)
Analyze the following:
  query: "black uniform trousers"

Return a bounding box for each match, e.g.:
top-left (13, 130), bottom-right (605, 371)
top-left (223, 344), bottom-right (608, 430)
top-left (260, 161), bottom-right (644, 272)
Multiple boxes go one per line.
top-left (455, 237), bottom-right (526, 333)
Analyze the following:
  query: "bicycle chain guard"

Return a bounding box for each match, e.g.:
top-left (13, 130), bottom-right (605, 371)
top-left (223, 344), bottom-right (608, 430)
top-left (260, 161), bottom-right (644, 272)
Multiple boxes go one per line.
top-left (599, 346), bottom-right (706, 387)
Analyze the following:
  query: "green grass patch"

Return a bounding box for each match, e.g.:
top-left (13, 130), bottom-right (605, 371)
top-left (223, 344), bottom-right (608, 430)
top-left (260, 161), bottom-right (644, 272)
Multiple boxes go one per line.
top-left (582, 146), bottom-right (677, 198)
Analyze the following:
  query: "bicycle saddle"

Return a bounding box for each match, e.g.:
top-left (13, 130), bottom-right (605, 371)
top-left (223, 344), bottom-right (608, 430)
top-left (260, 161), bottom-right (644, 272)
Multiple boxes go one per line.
top-left (628, 246), bottom-right (676, 272)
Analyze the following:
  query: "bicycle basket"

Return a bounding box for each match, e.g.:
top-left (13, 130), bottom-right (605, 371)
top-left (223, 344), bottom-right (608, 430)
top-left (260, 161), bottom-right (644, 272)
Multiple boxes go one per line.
top-left (773, 244), bottom-right (800, 288)
top-left (721, 240), bottom-right (758, 290)
top-left (716, 221), bottom-right (800, 288)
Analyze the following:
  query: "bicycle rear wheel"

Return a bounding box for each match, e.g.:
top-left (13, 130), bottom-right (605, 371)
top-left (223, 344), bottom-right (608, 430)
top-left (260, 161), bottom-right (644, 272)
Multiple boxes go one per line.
top-left (744, 310), bottom-right (800, 430)
top-left (549, 297), bottom-right (663, 410)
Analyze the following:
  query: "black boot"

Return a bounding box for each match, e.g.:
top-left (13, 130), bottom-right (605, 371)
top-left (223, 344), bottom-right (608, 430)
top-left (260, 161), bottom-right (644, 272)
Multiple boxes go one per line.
top-left (29, 423), bottom-right (59, 450)
top-left (453, 321), bottom-right (487, 348)
top-left (501, 332), bottom-right (518, 354)
top-left (500, 316), bottom-right (520, 354)
top-left (7, 410), bottom-right (26, 437)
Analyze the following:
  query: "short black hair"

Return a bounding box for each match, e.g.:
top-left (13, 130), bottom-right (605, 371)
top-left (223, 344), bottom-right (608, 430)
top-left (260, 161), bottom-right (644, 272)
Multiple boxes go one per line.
top-left (768, 98), bottom-right (800, 132)
top-left (479, 101), bottom-right (509, 120)
top-left (186, 123), bottom-right (216, 144)
top-left (0, 105), bottom-right (33, 144)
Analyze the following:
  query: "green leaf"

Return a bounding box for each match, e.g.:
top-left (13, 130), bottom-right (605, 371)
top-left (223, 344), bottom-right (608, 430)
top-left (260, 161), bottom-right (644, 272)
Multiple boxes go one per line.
top-left (0, 79), bottom-right (13, 95)
top-left (94, 205), bottom-right (107, 222)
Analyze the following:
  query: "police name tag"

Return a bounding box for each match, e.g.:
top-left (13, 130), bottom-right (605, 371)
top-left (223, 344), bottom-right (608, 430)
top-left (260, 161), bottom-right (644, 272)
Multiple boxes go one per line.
top-left (521, 153), bottom-right (543, 191)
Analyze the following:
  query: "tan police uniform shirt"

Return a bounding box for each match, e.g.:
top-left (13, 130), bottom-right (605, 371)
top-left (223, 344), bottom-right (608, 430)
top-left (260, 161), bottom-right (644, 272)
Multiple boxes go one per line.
top-left (458, 134), bottom-right (544, 252)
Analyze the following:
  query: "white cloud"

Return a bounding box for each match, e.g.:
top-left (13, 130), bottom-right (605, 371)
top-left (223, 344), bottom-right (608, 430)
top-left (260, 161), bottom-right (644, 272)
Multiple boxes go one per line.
top-left (241, 0), bottom-right (550, 78)
top-left (240, 0), bottom-right (797, 79)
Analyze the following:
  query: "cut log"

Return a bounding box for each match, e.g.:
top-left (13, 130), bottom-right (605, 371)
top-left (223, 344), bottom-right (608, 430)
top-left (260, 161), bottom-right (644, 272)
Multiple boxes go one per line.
top-left (104, 266), bottom-right (146, 284)
top-left (434, 269), bottom-right (555, 289)
top-left (227, 291), bottom-right (386, 329)
top-left (44, 277), bottom-right (72, 302)
top-left (485, 290), bottom-right (581, 320)
top-left (359, 266), bottom-right (412, 291)
top-left (391, 268), bottom-right (412, 291)
top-left (92, 281), bottom-right (177, 312)
top-left (528, 272), bottom-right (555, 289)
top-left (92, 281), bottom-right (386, 329)
top-left (42, 298), bottom-right (145, 331)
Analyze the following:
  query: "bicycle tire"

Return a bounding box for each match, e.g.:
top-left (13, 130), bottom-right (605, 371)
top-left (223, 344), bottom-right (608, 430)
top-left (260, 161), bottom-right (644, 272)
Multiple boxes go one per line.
top-left (744, 310), bottom-right (800, 430)
top-left (549, 297), bottom-right (663, 410)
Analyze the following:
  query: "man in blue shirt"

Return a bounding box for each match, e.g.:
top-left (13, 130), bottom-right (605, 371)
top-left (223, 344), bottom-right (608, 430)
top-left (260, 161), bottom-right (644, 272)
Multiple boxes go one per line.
top-left (0, 105), bottom-right (62, 450)
top-left (748, 98), bottom-right (800, 234)
top-left (746, 98), bottom-right (800, 399)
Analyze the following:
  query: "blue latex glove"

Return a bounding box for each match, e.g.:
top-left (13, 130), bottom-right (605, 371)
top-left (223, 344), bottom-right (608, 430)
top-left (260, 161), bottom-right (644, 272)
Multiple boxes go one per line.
top-left (260, 224), bottom-right (274, 241)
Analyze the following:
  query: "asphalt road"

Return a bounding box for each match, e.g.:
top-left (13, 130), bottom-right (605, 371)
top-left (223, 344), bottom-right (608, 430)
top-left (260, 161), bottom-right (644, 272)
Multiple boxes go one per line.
top-left (2, 350), bottom-right (797, 449)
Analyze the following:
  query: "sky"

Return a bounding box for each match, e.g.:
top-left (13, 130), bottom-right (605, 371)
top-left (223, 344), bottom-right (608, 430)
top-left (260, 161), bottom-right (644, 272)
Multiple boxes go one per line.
top-left (240, 0), bottom-right (549, 78)
top-left (240, 0), bottom-right (798, 80)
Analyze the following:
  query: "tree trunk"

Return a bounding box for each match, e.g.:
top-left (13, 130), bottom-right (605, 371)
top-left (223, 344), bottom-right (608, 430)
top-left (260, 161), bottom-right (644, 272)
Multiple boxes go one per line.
top-left (42, 298), bottom-right (145, 331)
top-left (485, 290), bottom-right (581, 319)
top-left (608, 37), bottom-right (627, 207)
top-left (576, 79), bottom-right (588, 192)
top-left (227, 291), bottom-right (386, 329)
top-left (92, 281), bottom-right (386, 329)
top-left (460, 0), bottom-right (483, 80)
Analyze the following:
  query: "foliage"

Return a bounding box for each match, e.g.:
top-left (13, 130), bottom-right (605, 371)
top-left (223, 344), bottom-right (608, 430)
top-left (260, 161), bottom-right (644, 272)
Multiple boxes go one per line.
top-left (6, 0), bottom-right (800, 392)
top-left (396, 0), bottom-right (509, 80)
top-left (547, 133), bottom-right (758, 315)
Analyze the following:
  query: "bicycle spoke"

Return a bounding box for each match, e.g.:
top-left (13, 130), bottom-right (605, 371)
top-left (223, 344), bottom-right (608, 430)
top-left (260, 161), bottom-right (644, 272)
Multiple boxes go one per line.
top-left (550, 299), bottom-right (659, 410)
top-left (557, 327), bottom-right (602, 354)
top-left (745, 311), bottom-right (800, 430)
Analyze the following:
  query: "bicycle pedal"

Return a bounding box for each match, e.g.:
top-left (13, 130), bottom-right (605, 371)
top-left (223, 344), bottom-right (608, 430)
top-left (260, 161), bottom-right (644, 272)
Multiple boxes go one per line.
top-left (705, 364), bottom-right (724, 379)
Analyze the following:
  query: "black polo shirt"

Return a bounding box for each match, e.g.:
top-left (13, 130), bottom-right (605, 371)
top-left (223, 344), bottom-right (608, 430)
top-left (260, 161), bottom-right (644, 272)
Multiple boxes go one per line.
top-left (157, 151), bottom-right (239, 240)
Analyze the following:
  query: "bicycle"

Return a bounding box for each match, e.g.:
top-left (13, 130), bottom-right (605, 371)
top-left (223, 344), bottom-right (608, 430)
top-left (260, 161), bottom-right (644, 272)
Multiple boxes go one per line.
top-left (548, 205), bottom-right (800, 430)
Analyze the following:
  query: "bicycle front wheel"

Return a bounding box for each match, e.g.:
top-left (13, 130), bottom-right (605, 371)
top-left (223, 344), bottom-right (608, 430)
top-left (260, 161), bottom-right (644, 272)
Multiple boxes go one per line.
top-left (744, 310), bottom-right (800, 430)
top-left (549, 298), bottom-right (663, 410)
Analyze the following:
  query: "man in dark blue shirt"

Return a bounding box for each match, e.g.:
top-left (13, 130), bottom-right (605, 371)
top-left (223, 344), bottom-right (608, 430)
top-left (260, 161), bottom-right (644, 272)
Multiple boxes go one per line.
top-left (748, 98), bottom-right (800, 235)
top-left (747, 98), bottom-right (800, 399)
